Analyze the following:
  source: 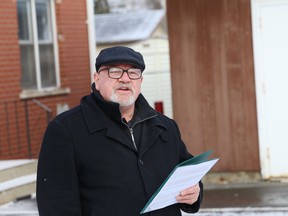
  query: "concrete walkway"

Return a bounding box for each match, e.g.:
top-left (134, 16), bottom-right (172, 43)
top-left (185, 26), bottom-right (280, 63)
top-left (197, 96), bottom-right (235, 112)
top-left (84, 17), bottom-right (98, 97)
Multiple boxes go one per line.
top-left (202, 181), bottom-right (288, 209)
top-left (190, 181), bottom-right (288, 215)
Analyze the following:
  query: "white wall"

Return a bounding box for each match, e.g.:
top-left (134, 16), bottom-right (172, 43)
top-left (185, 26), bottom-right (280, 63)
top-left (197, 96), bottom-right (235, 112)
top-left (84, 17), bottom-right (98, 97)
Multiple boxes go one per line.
top-left (138, 39), bottom-right (173, 118)
top-left (251, 0), bottom-right (288, 178)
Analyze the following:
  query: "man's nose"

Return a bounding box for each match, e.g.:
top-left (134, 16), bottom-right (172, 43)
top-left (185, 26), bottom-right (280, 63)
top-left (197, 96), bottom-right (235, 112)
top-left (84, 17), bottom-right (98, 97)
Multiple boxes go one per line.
top-left (119, 71), bottom-right (131, 81)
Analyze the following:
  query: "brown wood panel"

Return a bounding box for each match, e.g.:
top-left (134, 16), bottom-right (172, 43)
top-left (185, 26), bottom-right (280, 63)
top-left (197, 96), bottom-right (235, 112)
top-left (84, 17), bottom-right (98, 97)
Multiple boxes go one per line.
top-left (167, 0), bottom-right (260, 172)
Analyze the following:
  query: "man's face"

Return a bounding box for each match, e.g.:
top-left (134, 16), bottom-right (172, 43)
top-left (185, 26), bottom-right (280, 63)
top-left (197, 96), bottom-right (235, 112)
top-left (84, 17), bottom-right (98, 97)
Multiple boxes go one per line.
top-left (94, 63), bottom-right (143, 107)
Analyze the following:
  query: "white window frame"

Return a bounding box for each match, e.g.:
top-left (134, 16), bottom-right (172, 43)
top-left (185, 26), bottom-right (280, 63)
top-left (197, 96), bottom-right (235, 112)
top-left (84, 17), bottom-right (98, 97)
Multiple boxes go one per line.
top-left (18, 0), bottom-right (62, 96)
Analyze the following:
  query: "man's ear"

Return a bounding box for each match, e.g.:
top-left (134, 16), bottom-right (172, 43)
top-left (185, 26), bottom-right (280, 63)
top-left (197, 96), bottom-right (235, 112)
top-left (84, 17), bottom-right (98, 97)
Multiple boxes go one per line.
top-left (94, 72), bottom-right (100, 90)
top-left (93, 72), bottom-right (98, 81)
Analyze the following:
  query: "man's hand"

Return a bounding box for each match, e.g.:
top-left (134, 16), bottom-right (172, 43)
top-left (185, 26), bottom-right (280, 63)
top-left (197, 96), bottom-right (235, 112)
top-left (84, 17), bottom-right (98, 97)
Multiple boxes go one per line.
top-left (176, 183), bottom-right (200, 205)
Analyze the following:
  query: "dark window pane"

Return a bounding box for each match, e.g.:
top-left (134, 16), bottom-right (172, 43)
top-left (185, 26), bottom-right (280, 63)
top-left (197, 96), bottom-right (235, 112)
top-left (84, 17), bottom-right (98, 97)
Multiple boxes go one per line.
top-left (39, 44), bottom-right (56, 87)
top-left (20, 45), bottom-right (37, 89)
top-left (17, 1), bottom-right (31, 40)
top-left (36, 2), bottom-right (51, 41)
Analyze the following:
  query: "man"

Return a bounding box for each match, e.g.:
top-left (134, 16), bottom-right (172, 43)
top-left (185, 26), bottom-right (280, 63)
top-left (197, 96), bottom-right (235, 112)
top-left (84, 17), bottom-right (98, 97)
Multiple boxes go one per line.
top-left (36, 46), bottom-right (203, 216)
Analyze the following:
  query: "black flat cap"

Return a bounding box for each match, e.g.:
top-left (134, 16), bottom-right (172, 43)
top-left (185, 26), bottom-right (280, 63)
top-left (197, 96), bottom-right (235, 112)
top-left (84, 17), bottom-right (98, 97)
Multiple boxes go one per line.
top-left (95, 46), bottom-right (146, 72)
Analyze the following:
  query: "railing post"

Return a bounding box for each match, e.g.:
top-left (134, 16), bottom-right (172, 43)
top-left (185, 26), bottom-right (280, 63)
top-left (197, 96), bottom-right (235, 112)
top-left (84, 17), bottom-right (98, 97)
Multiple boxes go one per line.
top-left (46, 110), bottom-right (52, 124)
top-left (4, 102), bottom-right (12, 155)
top-left (24, 99), bottom-right (32, 159)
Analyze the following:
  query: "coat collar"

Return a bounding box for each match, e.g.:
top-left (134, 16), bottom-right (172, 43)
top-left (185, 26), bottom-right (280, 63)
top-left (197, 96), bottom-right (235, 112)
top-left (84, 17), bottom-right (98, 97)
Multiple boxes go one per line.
top-left (81, 83), bottom-right (167, 134)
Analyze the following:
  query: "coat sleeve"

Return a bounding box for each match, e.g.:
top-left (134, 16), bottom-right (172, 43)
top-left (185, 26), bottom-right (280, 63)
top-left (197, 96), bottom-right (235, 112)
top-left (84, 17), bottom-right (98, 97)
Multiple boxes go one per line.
top-left (36, 119), bottom-right (82, 216)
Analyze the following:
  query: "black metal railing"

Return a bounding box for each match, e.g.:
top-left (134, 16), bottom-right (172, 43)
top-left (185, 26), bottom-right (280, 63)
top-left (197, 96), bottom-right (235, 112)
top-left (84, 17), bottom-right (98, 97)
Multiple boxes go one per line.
top-left (0, 99), bottom-right (52, 159)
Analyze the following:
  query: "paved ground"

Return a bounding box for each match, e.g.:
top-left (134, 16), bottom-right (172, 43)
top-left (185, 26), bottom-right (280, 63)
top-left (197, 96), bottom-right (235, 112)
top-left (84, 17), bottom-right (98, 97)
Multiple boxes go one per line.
top-left (202, 181), bottom-right (288, 208)
top-left (190, 181), bottom-right (288, 216)
top-left (0, 181), bottom-right (288, 215)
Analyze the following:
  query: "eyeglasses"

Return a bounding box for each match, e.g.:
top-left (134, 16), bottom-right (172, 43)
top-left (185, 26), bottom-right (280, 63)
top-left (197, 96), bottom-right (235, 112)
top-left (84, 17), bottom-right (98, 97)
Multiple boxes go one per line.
top-left (98, 67), bottom-right (142, 80)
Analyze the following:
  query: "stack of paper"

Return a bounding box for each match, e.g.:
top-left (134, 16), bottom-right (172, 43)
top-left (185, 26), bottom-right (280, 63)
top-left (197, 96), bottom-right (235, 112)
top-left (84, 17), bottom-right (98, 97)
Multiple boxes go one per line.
top-left (141, 150), bottom-right (219, 214)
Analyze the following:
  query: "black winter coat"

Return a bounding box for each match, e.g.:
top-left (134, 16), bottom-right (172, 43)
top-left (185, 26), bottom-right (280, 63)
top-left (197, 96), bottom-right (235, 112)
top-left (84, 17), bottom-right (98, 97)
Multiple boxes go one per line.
top-left (37, 85), bottom-right (203, 216)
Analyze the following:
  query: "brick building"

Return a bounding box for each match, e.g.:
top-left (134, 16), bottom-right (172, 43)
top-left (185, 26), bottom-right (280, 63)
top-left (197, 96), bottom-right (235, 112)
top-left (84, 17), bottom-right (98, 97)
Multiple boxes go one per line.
top-left (0, 0), bottom-right (95, 159)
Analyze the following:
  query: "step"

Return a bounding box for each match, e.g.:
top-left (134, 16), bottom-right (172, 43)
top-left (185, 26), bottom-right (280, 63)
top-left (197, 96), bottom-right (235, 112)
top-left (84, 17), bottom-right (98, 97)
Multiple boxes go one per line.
top-left (0, 174), bottom-right (36, 205)
top-left (0, 210), bottom-right (38, 216)
top-left (0, 160), bottom-right (37, 183)
top-left (0, 160), bottom-right (37, 205)
top-left (0, 173), bottom-right (36, 205)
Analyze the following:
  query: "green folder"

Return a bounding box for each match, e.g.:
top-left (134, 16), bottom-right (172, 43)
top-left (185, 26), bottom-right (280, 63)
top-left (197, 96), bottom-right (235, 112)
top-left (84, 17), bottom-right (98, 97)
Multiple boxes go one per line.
top-left (141, 150), bottom-right (218, 214)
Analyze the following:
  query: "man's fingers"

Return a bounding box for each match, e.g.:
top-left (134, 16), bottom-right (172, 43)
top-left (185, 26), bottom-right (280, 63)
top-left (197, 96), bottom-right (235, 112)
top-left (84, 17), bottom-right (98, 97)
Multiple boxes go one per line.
top-left (176, 183), bottom-right (200, 204)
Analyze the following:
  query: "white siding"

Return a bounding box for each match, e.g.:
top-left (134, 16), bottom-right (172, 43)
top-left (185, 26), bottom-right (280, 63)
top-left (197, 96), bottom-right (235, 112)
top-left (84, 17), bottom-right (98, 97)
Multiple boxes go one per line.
top-left (132, 39), bottom-right (173, 118)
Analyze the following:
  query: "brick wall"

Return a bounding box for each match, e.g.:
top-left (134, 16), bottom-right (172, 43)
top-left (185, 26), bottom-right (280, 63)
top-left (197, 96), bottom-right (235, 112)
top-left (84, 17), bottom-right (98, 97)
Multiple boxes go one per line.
top-left (0, 0), bottom-right (91, 159)
top-left (0, 1), bottom-right (22, 101)
top-left (56, 0), bottom-right (92, 105)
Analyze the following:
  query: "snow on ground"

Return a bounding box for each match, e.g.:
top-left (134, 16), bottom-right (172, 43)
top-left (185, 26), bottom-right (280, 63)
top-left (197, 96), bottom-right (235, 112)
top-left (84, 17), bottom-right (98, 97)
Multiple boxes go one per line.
top-left (0, 194), bottom-right (38, 216)
top-left (0, 197), bottom-right (287, 216)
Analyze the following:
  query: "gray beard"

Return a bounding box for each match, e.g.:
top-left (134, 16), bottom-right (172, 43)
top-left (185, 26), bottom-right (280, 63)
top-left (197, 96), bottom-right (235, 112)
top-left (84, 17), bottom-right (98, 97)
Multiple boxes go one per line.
top-left (110, 92), bottom-right (135, 107)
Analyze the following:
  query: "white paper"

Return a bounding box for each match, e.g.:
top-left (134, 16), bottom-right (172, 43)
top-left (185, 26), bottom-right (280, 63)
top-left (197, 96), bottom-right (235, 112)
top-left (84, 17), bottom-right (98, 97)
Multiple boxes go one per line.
top-left (141, 158), bottom-right (219, 213)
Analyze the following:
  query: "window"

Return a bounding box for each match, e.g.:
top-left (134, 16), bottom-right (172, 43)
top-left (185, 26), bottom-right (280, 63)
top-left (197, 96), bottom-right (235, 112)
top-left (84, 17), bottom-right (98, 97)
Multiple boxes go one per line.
top-left (17, 0), bottom-right (59, 90)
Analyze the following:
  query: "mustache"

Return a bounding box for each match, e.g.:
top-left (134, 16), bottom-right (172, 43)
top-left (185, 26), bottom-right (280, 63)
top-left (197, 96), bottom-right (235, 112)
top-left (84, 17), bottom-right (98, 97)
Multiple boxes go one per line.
top-left (115, 84), bottom-right (133, 92)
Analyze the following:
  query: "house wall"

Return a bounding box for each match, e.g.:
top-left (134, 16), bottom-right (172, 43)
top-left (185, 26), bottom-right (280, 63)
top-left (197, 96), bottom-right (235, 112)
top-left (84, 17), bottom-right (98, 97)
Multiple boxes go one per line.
top-left (0, 1), bottom-right (91, 159)
top-left (0, 1), bottom-right (22, 101)
top-left (167, 0), bottom-right (260, 172)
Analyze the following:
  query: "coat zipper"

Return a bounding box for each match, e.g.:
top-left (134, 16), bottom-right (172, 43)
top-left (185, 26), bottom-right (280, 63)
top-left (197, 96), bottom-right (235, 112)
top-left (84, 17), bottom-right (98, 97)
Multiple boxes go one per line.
top-left (130, 128), bottom-right (137, 150)
top-left (123, 114), bottom-right (157, 151)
